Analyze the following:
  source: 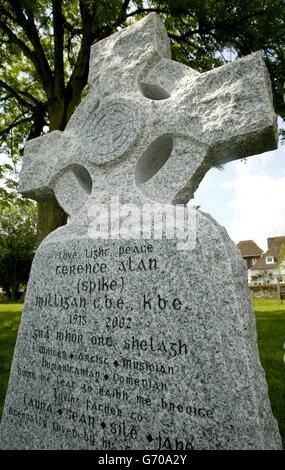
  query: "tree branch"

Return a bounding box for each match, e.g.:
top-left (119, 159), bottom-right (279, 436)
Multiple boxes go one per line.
top-left (9, 0), bottom-right (54, 95)
top-left (0, 116), bottom-right (30, 138)
top-left (168, 34), bottom-right (208, 54)
top-left (52, 0), bottom-right (64, 95)
top-left (0, 18), bottom-right (35, 63)
top-left (27, 102), bottom-right (47, 140)
top-left (107, 0), bottom-right (137, 32)
top-left (64, 20), bottom-right (82, 36)
top-left (63, 1), bottom-right (96, 125)
top-left (117, 0), bottom-right (131, 23)
top-left (237, 9), bottom-right (268, 24)
top-left (126, 7), bottom-right (170, 18)
top-left (0, 80), bottom-right (35, 110)
top-left (17, 89), bottom-right (42, 106)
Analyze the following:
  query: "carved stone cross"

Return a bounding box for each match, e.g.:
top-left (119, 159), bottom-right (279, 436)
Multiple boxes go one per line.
top-left (19, 13), bottom-right (277, 217)
top-left (2, 14), bottom-right (283, 453)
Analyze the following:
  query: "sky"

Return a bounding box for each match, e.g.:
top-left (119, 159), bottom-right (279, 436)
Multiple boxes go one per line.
top-left (190, 125), bottom-right (285, 251)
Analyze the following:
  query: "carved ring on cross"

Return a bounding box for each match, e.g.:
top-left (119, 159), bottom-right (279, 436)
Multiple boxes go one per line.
top-left (84, 100), bottom-right (142, 164)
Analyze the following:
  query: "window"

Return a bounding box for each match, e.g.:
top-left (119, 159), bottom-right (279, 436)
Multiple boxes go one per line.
top-left (266, 256), bottom-right (274, 264)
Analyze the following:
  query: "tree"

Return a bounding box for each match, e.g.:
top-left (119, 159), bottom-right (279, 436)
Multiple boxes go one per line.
top-left (278, 243), bottom-right (285, 282)
top-left (0, 196), bottom-right (37, 300)
top-left (1, 0), bottom-right (285, 244)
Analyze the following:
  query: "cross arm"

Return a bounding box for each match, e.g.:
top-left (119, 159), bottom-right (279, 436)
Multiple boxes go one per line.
top-left (88, 13), bottom-right (171, 97)
top-left (18, 131), bottom-right (62, 201)
top-left (18, 128), bottom-right (90, 218)
top-left (178, 51), bottom-right (278, 163)
top-left (135, 52), bottom-right (278, 205)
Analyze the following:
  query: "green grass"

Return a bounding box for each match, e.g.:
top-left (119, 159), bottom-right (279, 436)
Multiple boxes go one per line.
top-left (0, 303), bottom-right (22, 418)
top-left (0, 300), bottom-right (284, 448)
top-left (253, 298), bottom-right (285, 449)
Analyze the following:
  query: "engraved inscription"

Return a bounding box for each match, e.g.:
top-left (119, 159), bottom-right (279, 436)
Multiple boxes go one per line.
top-left (2, 240), bottom-right (218, 449)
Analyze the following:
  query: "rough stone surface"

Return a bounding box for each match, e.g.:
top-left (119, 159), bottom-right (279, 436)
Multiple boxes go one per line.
top-left (18, 14), bottom-right (277, 210)
top-left (0, 210), bottom-right (282, 450)
top-left (0, 13), bottom-right (282, 450)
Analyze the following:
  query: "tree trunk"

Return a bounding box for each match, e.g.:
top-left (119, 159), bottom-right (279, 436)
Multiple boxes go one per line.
top-left (36, 199), bottom-right (67, 247)
top-left (11, 283), bottom-right (19, 302)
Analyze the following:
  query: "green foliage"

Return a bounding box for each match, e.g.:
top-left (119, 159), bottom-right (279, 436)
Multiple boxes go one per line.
top-left (1, 1), bottom-right (284, 148)
top-left (0, 199), bottom-right (37, 299)
top-left (252, 269), bottom-right (275, 284)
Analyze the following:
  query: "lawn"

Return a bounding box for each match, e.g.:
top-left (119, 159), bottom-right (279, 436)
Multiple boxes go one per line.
top-left (0, 303), bottom-right (22, 418)
top-left (0, 299), bottom-right (284, 449)
top-left (253, 299), bottom-right (285, 449)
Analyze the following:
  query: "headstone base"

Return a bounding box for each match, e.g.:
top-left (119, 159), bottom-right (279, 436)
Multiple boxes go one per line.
top-left (0, 209), bottom-right (282, 449)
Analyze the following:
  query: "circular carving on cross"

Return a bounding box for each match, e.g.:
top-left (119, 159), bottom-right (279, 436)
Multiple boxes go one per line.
top-left (85, 99), bottom-right (141, 164)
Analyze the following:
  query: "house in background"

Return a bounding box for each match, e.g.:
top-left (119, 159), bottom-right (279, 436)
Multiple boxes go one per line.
top-left (237, 240), bottom-right (263, 270)
top-left (248, 236), bottom-right (285, 284)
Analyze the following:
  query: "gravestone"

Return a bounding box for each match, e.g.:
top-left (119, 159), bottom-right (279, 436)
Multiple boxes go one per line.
top-left (0, 14), bottom-right (282, 450)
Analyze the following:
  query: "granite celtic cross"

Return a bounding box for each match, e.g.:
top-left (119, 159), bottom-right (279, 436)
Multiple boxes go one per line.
top-left (1, 12), bottom-right (282, 450)
top-left (19, 13), bottom-right (277, 217)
